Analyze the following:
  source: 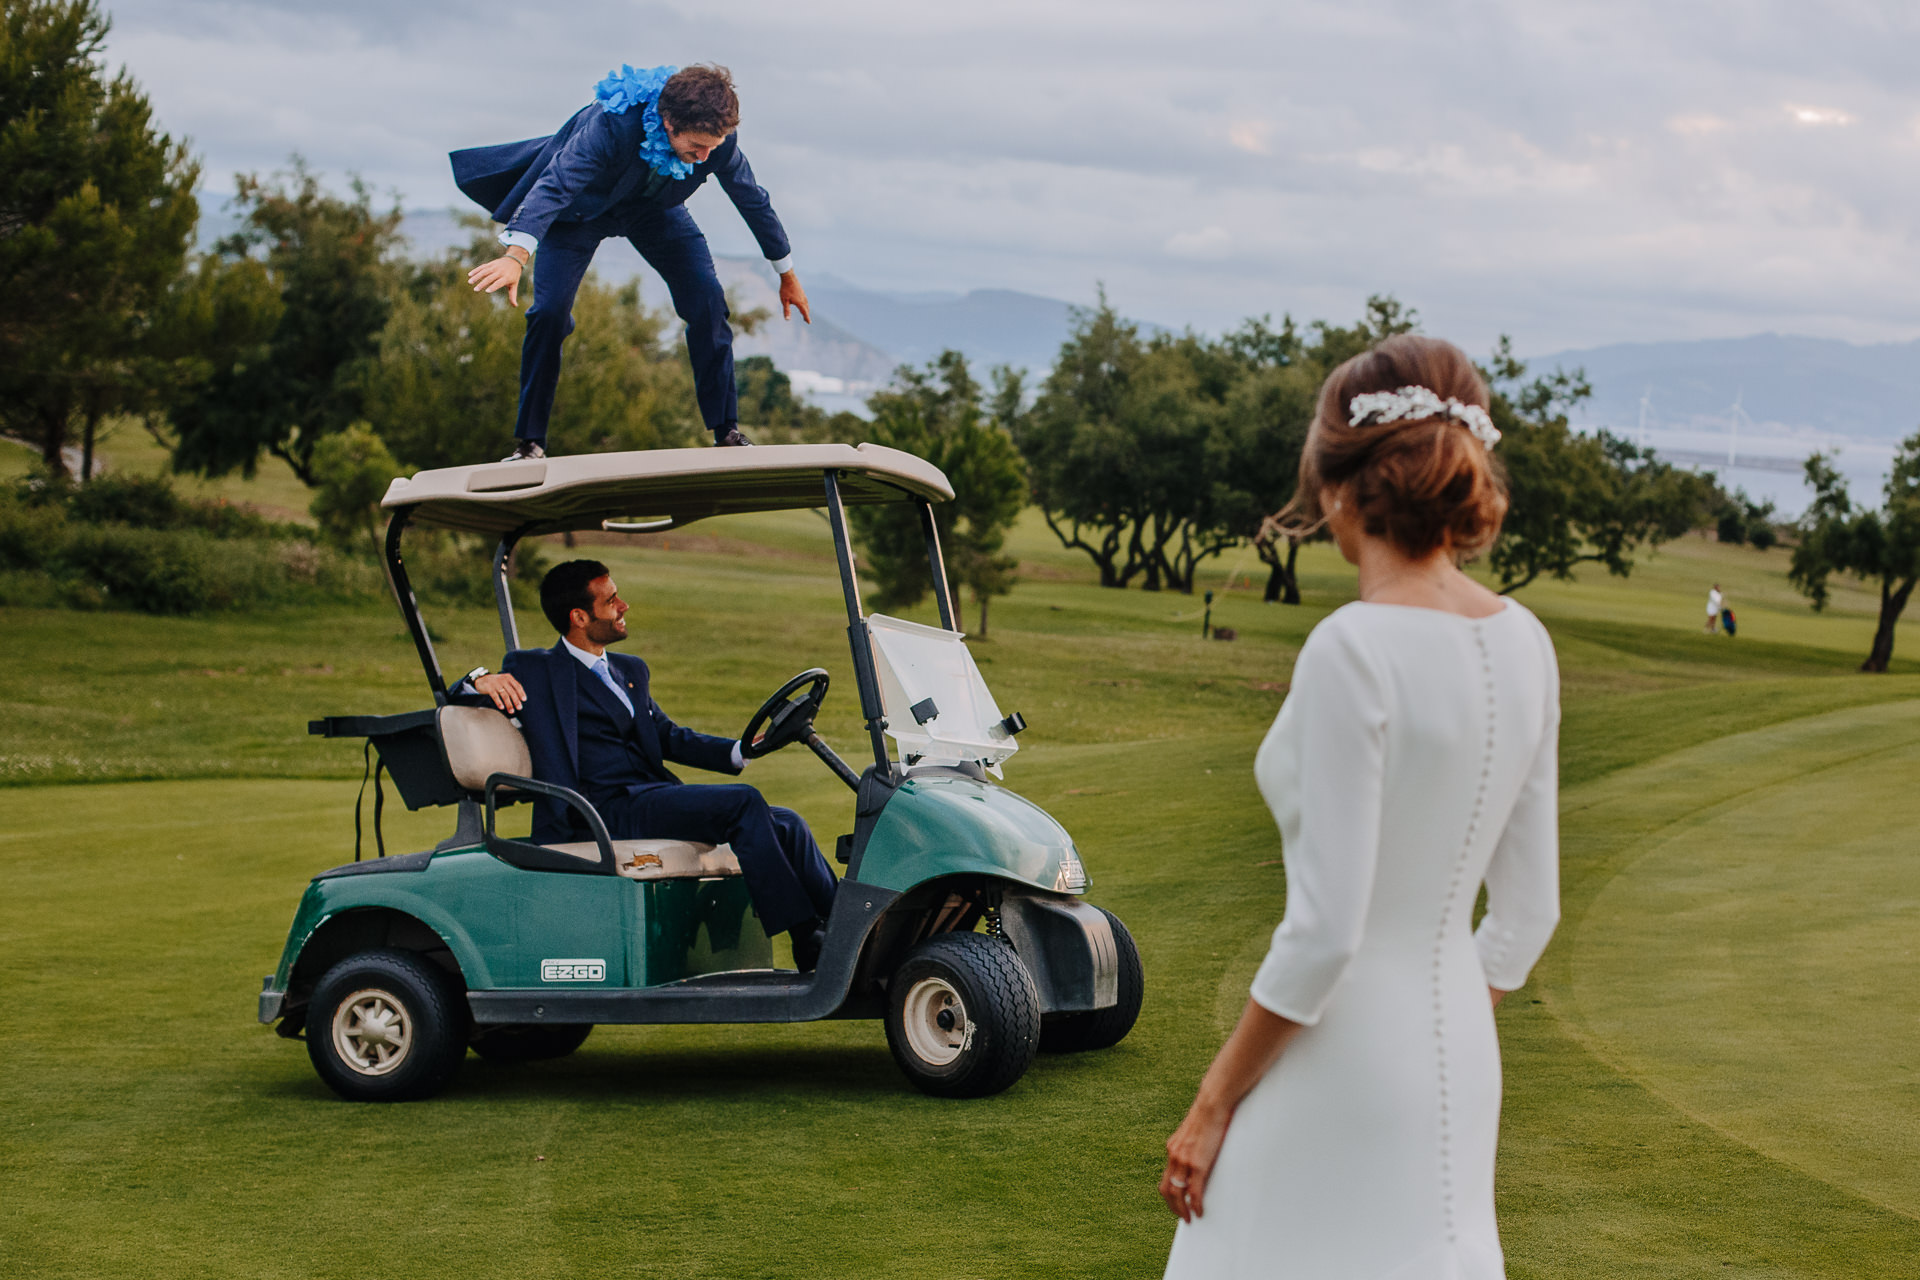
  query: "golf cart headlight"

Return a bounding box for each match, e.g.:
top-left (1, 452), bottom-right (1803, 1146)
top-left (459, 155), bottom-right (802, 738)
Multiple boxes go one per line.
top-left (1054, 852), bottom-right (1088, 892)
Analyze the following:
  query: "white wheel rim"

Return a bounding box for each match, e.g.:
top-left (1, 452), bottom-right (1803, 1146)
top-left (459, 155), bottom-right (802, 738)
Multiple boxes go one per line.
top-left (331, 987), bottom-right (414, 1076)
top-left (901, 975), bottom-right (970, 1066)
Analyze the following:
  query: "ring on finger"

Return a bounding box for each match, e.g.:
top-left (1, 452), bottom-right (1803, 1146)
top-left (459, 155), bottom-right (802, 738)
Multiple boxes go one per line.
top-left (1169, 1176), bottom-right (1188, 1189)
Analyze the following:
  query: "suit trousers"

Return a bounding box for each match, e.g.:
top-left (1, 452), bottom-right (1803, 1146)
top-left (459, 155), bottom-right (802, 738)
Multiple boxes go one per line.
top-left (515, 206), bottom-right (737, 442)
top-left (594, 781), bottom-right (836, 937)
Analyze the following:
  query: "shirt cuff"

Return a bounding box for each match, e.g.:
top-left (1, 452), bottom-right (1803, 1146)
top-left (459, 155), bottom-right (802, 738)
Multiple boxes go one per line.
top-left (768, 253), bottom-right (793, 275)
top-left (731, 741), bottom-right (747, 769)
top-left (499, 229), bottom-right (539, 255)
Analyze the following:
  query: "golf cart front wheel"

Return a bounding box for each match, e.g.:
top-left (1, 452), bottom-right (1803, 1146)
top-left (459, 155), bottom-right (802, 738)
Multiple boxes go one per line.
top-left (886, 932), bottom-right (1039, 1099)
top-left (471, 1023), bottom-right (594, 1063)
top-left (1040, 906), bottom-right (1144, 1054)
top-left (306, 949), bottom-right (467, 1102)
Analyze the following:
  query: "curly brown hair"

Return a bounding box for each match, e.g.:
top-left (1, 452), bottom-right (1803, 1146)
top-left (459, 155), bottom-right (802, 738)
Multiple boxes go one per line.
top-left (1275, 334), bottom-right (1508, 559)
top-left (658, 64), bottom-right (741, 135)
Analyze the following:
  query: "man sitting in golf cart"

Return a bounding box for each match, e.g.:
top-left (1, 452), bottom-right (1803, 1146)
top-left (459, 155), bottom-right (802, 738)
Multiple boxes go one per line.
top-left (454, 560), bottom-right (838, 969)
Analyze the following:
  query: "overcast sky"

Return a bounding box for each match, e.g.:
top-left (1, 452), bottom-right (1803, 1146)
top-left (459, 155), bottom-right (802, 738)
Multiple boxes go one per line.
top-left (105, 0), bottom-right (1920, 355)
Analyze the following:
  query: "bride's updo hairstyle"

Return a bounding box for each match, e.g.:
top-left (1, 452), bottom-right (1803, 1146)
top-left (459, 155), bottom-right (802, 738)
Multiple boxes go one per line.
top-left (1283, 334), bottom-right (1507, 558)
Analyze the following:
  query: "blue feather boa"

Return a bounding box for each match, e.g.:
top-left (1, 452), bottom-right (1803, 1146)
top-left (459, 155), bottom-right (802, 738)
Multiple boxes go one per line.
top-left (593, 63), bottom-right (693, 179)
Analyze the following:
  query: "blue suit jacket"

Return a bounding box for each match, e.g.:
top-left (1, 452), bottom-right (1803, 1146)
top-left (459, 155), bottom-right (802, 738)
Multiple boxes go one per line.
top-left (449, 103), bottom-right (790, 258)
top-left (456, 643), bottom-right (741, 844)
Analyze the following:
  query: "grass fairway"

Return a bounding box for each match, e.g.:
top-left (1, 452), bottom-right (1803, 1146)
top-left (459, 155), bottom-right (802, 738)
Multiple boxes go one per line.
top-left (5, 494), bottom-right (1920, 1277)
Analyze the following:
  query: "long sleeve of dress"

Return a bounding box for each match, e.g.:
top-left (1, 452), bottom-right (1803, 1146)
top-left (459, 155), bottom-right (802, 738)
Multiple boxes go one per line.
top-left (1249, 622), bottom-right (1389, 1025)
top-left (1474, 626), bottom-right (1561, 990)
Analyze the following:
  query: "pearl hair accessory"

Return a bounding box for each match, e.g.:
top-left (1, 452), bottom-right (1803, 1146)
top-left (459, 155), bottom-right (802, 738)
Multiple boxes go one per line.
top-left (1347, 386), bottom-right (1501, 450)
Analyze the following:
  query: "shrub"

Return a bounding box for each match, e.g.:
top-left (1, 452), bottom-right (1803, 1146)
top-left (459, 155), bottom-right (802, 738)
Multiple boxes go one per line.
top-left (0, 464), bottom-right (380, 615)
top-left (309, 422), bottom-right (404, 555)
top-left (0, 494), bottom-right (68, 570)
top-left (60, 525), bottom-right (220, 613)
top-left (64, 471), bottom-right (187, 530)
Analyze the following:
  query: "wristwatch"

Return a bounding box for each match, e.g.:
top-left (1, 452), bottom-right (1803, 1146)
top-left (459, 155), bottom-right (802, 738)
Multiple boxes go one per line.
top-left (462, 666), bottom-right (489, 687)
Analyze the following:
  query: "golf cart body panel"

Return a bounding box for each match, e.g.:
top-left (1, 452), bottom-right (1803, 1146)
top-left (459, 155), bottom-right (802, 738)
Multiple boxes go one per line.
top-left (267, 443), bottom-right (1142, 1098)
top-left (264, 844), bottom-right (775, 1012)
top-left (857, 773), bottom-right (1086, 897)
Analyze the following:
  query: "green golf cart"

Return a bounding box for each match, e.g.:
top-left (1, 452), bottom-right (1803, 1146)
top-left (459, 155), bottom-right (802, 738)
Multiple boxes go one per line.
top-left (262, 442), bottom-right (1142, 1101)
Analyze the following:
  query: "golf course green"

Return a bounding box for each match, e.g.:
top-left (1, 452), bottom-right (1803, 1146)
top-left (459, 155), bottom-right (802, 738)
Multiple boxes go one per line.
top-left (4, 451), bottom-right (1919, 1276)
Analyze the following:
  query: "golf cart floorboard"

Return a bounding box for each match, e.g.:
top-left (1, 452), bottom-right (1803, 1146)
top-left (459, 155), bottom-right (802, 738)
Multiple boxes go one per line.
top-left (468, 970), bottom-right (884, 1025)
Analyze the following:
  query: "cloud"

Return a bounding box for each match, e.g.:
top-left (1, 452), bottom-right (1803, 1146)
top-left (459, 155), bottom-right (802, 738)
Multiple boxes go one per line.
top-left (1786, 104), bottom-right (1856, 126)
top-left (97, 0), bottom-right (1920, 352)
top-left (1165, 226), bottom-right (1232, 260)
top-left (1667, 114), bottom-right (1729, 136)
top-left (1228, 121), bottom-right (1271, 155)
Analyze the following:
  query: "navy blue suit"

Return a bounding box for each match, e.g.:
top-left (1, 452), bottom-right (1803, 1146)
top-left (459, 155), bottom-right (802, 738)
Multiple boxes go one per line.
top-left (450, 103), bottom-right (792, 441)
top-left (456, 643), bottom-right (835, 936)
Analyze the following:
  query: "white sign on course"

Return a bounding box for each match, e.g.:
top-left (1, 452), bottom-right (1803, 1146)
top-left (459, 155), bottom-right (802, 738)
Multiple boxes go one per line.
top-left (865, 614), bottom-right (1019, 773)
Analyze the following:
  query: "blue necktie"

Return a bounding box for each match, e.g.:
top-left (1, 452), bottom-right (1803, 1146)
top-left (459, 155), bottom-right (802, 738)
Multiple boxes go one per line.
top-left (592, 657), bottom-right (635, 717)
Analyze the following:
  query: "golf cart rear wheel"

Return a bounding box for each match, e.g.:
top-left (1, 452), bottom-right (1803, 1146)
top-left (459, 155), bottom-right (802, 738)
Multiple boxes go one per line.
top-left (306, 949), bottom-right (467, 1102)
top-left (886, 932), bottom-right (1039, 1099)
top-left (471, 1023), bottom-right (594, 1063)
top-left (1040, 906), bottom-right (1144, 1054)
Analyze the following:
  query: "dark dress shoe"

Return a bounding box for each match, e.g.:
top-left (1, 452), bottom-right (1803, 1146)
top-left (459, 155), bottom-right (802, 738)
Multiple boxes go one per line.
top-left (790, 920), bottom-right (827, 973)
top-left (499, 440), bottom-right (546, 462)
top-left (715, 428), bottom-right (753, 447)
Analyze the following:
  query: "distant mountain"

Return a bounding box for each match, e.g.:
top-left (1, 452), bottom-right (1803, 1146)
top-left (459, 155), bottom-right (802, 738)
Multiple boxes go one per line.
top-left (1525, 333), bottom-right (1920, 442)
top-left (802, 277), bottom-right (1080, 375)
top-left (209, 204), bottom-right (1094, 388)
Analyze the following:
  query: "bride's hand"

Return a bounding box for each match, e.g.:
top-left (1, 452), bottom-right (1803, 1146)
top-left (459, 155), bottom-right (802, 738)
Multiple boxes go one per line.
top-left (1159, 999), bottom-right (1304, 1223)
top-left (1161, 1100), bottom-right (1232, 1222)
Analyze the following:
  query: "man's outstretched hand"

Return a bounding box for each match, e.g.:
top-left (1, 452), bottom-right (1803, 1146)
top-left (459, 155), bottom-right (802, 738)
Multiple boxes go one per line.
top-left (779, 270), bottom-right (811, 323)
top-left (469, 251), bottom-right (528, 308)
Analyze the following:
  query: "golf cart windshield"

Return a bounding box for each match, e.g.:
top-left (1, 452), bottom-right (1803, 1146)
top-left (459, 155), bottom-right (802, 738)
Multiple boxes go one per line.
top-left (867, 615), bottom-right (1020, 773)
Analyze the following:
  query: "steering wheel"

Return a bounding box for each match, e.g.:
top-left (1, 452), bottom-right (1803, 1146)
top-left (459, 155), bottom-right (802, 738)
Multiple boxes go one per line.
top-left (740, 669), bottom-right (831, 760)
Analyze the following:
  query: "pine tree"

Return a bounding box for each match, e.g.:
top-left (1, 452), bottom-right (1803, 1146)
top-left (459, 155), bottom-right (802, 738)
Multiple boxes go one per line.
top-left (0, 0), bottom-right (199, 477)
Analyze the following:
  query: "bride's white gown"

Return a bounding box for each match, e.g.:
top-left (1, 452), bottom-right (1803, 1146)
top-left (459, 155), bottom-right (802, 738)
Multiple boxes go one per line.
top-left (1166, 600), bottom-right (1562, 1280)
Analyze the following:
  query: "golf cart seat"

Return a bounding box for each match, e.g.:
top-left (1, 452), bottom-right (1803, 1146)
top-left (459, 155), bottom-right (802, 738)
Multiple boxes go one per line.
top-left (438, 706), bottom-right (740, 881)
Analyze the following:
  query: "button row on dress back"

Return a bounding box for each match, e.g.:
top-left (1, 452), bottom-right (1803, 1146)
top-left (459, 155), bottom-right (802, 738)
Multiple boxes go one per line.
top-left (1432, 622), bottom-right (1496, 1246)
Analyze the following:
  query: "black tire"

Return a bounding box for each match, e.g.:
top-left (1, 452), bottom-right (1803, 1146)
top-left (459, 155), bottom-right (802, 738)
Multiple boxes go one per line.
top-left (885, 932), bottom-right (1040, 1099)
top-left (306, 949), bottom-right (468, 1102)
top-left (1039, 907), bottom-right (1144, 1054)
top-left (470, 1023), bottom-right (594, 1064)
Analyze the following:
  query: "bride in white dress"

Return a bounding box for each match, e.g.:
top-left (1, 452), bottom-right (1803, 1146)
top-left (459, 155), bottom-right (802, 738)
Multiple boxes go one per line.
top-left (1161, 336), bottom-right (1562, 1280)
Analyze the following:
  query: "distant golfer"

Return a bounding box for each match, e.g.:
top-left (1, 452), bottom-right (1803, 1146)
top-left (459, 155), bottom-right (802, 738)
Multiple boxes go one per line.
top-left (1706, 583), bottom-right (1723, 634)
top-left (452, 63), bottom-right (810, 461)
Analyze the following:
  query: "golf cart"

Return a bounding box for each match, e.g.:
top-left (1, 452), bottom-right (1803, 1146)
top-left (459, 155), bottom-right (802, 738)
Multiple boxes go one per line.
top-left (261, 443), bottom-right (1143, 1101)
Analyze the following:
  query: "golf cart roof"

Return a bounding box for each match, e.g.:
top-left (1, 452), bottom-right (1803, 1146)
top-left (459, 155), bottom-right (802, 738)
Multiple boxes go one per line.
top-left (379, 443), bottom-right (954, 538)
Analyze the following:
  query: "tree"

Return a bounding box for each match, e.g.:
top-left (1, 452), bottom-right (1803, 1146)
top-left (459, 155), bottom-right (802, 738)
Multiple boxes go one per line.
top-left (848, 351), bottom-right (1026, 637)
top-left (1016, 296), bottom-right (1229, 592)
top-left (1790, 437), bottom-right (1920, 672)
top-left (363, 223), bottom-right (706, 469)
top-left (0, 0), bottom-right (199, 478)
top-left (308, 421), bottom-right (401, 557)
top-left (1485, 340), bottom-right (1715, 593)
top-left (1017, 294), bottom-right (1422, 596)
top-left (1206, 304), bottom-right (1417, 604)
top-left (168, 162), bottom-right (403, 484)
top-left (1715, 488), bottom-right (1779, 550)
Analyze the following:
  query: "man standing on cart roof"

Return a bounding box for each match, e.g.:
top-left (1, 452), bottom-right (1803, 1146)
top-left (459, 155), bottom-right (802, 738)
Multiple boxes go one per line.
top-left (454, 63), bottom-right (810, 461)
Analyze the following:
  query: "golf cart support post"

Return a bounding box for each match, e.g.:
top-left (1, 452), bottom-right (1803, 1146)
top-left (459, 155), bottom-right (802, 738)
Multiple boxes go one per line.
top-left (275, 443), bottom-right (1140, 1100)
